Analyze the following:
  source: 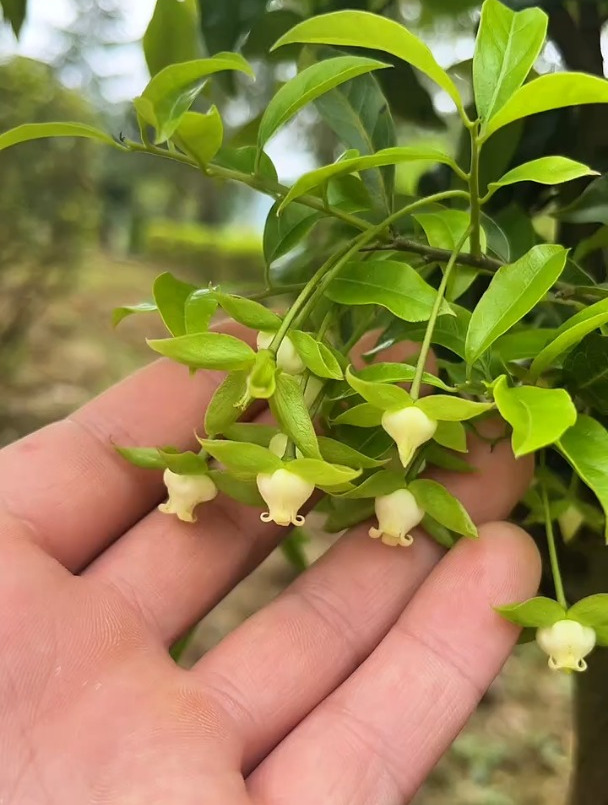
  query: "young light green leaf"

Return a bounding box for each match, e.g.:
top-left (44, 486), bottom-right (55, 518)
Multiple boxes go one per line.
top-left (263, 200), bottom-right (321, 265)
top-left (112, 302), bottom-right (157, 327)
top-left (409, 478), bottom-right (477, 538)
top-left (433, 420), bottom-right (467, 453)
top-left (317, 436), bottom-right (387, 469)
top-left (213, 292), bottom-right (281, 331)
top-left (173, 108), bottom-right (223, 166)
top-left (356, 362), bottom-right (455, 393)
top-left (271, 373), bottom-right (321, 458)
top-left (494, 328), bottom-right (556, 362)
top-left (488, 156), bottom-right (598, 195)
top-left (496, 597), bottom-right (566, 628)
top-left (332, 403), bottom-right (384, 427)
top-left (115, 446), bottom-right (165, 470)
top-left (144, 0), bottom-right (201, 76)
top-left (153, 272), bottom-right (196, 336)
top-left (147, 332), bottom-right (255, 370)
top-left (272, 10), bottom-right (463, 112)
top-left (204, 370), bottom-right (250, 437)
top-left (473, 0), bottom-right (547, 122)
top-left (208, 470), bottom-right (264, 507)
top-left (184, 290), bottom-right (217, 334)
top-left (558, 414), bottom-right (608, 541)
top-left (199, 439), bottom-right (283, 478)
top-left (289, 331), bottom-right (343, 380)
top-left (338, 469), bottom-right (405, 499)
top-left (493, 375), bottom-right (577, 457)
top-left (416, 396), bottom-right (493, 422)
top-left (279, 146), bottom-right (459, 210)
top-left (0, 122), bottom-right (117, 152)
top-left (158, 449), bottom-right (208, 475)
top-left (134, 54), bottom-right (254, 143)
top-left (483, 73), bottom-right (608, 140)
top-left (257, 55), bottom-right (390, 148)
top-left (529, 299), bottom-right (608, 380)
top-left (326, 260), bottom-right (454, 322)
top-left (465, 244), bottom-right (568, 364)
top-left (413, 209), bottom-right (485, 252)
top-left (288, 458), bottom-right (360, 487)
top-left (346, 366), bottom-right (412, 412)
top-left (568, 595), bottom-right (608, 629)
top-left (214, 144), bottom-right (278, 180)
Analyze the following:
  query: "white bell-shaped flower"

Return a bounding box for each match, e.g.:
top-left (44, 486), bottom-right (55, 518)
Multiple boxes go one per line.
top-left (536, 619), bottom-right (596, 673)
top-left (256, 468), bottom-right (314, 527)
top-left (381, 406), bottom-right (437, 467)
top-left (257, 331), bottom-right (305, 375)
top-left (158, 469), bottom-right (218, 523)
top-left (369, 488), bottom-right (425, 547)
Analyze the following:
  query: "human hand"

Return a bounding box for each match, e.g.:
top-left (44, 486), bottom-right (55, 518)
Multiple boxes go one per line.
top-left (0, 328), bottom-right (539, 804)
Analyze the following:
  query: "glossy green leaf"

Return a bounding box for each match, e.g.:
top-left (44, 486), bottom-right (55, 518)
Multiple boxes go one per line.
top-left (494, 328), bottom-right (556, 362)
top-left (288, 458), bottom-right (360, 487)
top-left (173, 108), bottom-right (223, 166)
top-left (147, 332), bottom-right (255, 370)
top-left (326, 260), bottom-right (454, 322)
top-left (488, 156), bottom-right (597, 194)
top-left (144, 0), bottom-right (201, 76)
top-left (184, 290), bottom-right (217, 334)
top-left (557, 174), bottom-right (608, 225)
top-left (272, 10), bottom-right (463, 112)
top-left (496, 597), bottom-right (566, 627)
top-left (159, 449), bottom-right (208, 475)
top-left (279, 146), bottom-right (458, 210)
top-left (529, 299), bottom-right (608, 380)
top-left (409, 479), bottom-right (477, 538)
top-left (493, 375), bottom-right (577, 457)
top-left (0, 122), bottom-right (116, 152)
top-left (208, 471), bottom-right (264, 507)
top-left (356, 362), bottom-right (455, 393)
top-left (213, 145), bottom-right (277, 180)
top-left (425, 444), bottom-right (474, 473)
top-left (338, 470), bottom-right (405, 499)
top-left (115, 446), bottom-right (165, 470)
top-left (317, 436), bottom-right (386, 469)
top-left (112, 302), bottom-right (157, 327)
top-left (564, 333), bottom-right (608, 415)
top-left (558, 415), bottom-right (608, 542)
top-left (135, 54), bottom-right (253, 143)
top-left (422, 514), bottom-right (456, 548)
top-left (204, 370), bottom-right (250, 437)
top-left (465, 244), bottom-right (568, 364)
top-left (346, 367), bottom-right (412, 412)
top-left (271, 373), bottom-right (321, 458)
top-left (413, 209), bottom-right (485, 252)
top-left (332, 403), bottom-right (384, 427)
top-left (568, 595), bottom-right (608, 630)
top-left (473, 0), bottom-right (547, 122)
top-left (289, 331), bottom-right (343, 380)
top-left (258, 55), bottom-right (389, 148)
top-left (388, 305), bottom-right (471, 359)
top-left (153, 272), bottom-right (196, 336)
top-left (483, 72), bottom-right (608, 140)
top-left (213, 292), bottom-right (281, 331)
top-left (416, 396), bottom-right (493, 422)
top-left (199, 439), bottom-right (282, 478)
top-left (434, 420), bottom-right (467, 453)
top-left (223, 422), bottom-right (278, 447)
top-left (263, 200), bottom-right (321, 265)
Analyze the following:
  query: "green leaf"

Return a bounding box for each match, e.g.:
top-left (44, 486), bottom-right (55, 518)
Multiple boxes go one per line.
top-left (1, 0), bottom-right (26, 36)
top-left (147, 332), bottom-right (255, 370)
top-left (159, 449), bottom-right (208, 475)
top-left (135, 54), bottom-right (254, 143)
top-left (563, 333), bottom-right (608, 415)
top-left (263, 200), bottom-right (321, 265)
top-left (483, 72), bottom-right (608, 140)
top-left (272, 10), bottom-right (463, 113)
top-left (568, 595), bottom-right (608, 630)
top-left (488, 156), bottom-right (598, 194)
top-left (112, 302), bottom-right (157, 327)
top-left (496, 596), bottom-right (566, 628)
top-left (272, 373), bottom-right (321, 459)
top-left (409, 479), bottom-right (477, 538)
top-left (288, 458), bottom-right (360, 487)
top-left (422, 514), bottom-right (456, 548)
top-left (223, 422), bottom-right (278, 447)
top-left (338, 470), bottom-right (405, 499)
top-left (326, 260), bottom-right (454, 322)
top-left (557, 174), bottom-right (608, 225)
top-left (115, 446), bottom-right (165, 470)
top-left (332, 403), bottom-right (384, 427)
top-left (529, 299), bottom-right (608, 380)
top-left (144, 0), bottom-right (201, 76)
top-left (199, 439), bottom-right (282, 478)
top-left (213, 145), bottom-right (277, 180)
top-left (558, 415), bottom-right (608, 542)
top-left (0, 122), bottom-right (116, 152)
top-left (324, 497), bottom-right (375, 533)
top-left (346, 366), bottom-right (412, 412)
top-left (173, 108), bottom-right (223, 166)
top-left (388, 305), bottom-right (471, 359)
top-left (465, 244), bottom-right (568, 364)
top-left (208, 471), bottom-right (264, 507)
top-left (425, 443), bottom-right (474, 473)
top-left (257, 55), bottom-right (390, 149)
top-left (473, 0), bottom-right (547, 122)
top-left (213, 292), bottom-right (281, 331)
top-left (356, 362), bottom-right (455, 393)
top-left (493, 375), bottom-right (577, 457)
top-left (493, 328), bottom-right (556, 362)
top-left (317, 436), bottom-right (387, 469)
top-left (204, 370), bottom-right (250, 437)
top-left (413, 209), bottom-right (485, 252)
top-left (434, 420), bottom-right (467, 453)
top-left (153, 272), bottom-right (196, 336)
top-left (279, 146), bottom-right (459, 210)
top-left (289, 331), bottom-right (343, 380)
top-left (184, 290), bottom-right (217, 334)
top-left (416, 396), bottom-right (493, 422)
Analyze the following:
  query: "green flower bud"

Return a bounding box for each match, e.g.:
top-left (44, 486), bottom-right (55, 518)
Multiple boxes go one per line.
top-left (246, 349), bottom-right (277, 400)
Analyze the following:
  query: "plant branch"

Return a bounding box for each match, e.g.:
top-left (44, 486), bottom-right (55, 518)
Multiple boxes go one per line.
top-left (360, 238), bottom-right (504, 271)
top-left (541, 455), bottom-right (568, 610)
top-left (468, 125), bottom-right (482, 257)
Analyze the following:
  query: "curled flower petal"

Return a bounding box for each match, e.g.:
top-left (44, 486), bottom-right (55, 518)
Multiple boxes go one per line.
top-left (369, 488), bottom-right (424, 548)
top-left (159, 469), bottom-right (218, 523)
top-left (256, 468), bottom-right (314, 527)
top-left (536, 619), bottom-right (596, 673)
top-left (381, 406), bottom-right (437, 467)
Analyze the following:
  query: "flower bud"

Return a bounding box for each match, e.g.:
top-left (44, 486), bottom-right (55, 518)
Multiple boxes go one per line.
top-left (381, 406), bottom-right (437, 467)
top-left (369, 488), bottom-right (424, 547)
top-left (158, 469), bottom-right (218, 523)
top-left (247, 349), bottom-right (277, 399)
top-left (536, 619), bottom-right (596, 673)
top-left (256, 468), bottom-right (315, 527)
top-left (257, 331), bottom-right (305, 375)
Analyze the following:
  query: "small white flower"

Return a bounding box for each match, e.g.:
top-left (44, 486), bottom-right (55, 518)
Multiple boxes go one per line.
top-left (257, 331), bottom-right (305, 375)
top-left (381, 406), bottom-right (437, 467)
top-left (369, 488), bottom-right (425, 547)
top-left (256, 468), bottom-right (315, 527)
top-left (158, 469), bottom-right (218, 523)
top-left (536, 619), bottom-right (596, 673)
